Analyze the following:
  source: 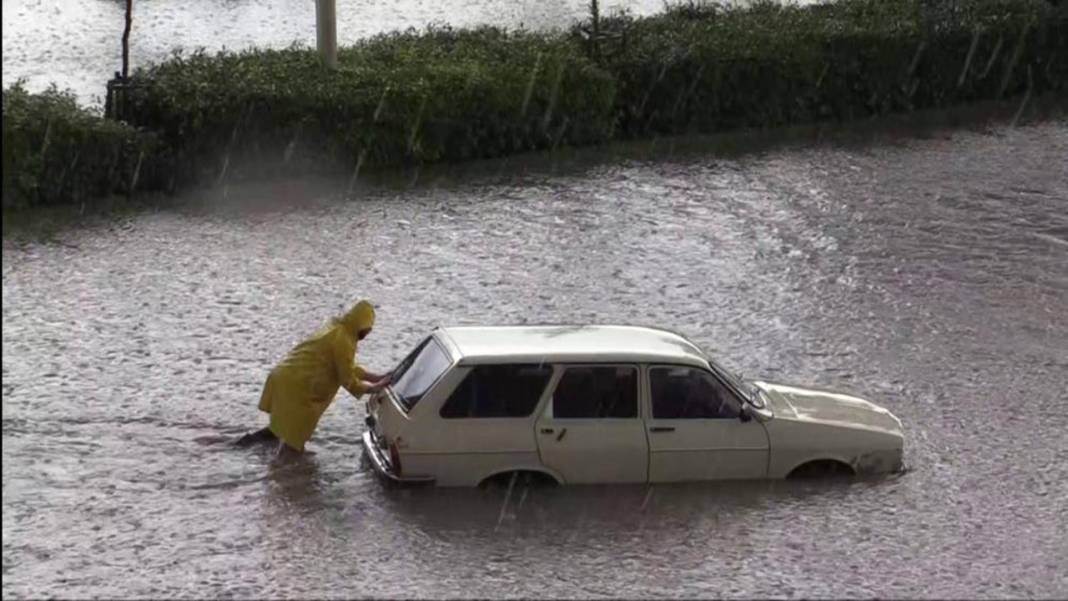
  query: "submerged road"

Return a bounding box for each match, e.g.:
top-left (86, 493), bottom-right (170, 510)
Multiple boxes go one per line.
top-left (3, 118), bottom-right (1067, 598)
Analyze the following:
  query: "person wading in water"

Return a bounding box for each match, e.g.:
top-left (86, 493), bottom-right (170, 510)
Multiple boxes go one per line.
top-left (236, 299), bottom-right (390, 455)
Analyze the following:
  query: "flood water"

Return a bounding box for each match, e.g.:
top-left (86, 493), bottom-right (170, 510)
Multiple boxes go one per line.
top-left (4, 0), bottom-right (1068, 597)
top-left (3, 116), bottom-right (1068, 597)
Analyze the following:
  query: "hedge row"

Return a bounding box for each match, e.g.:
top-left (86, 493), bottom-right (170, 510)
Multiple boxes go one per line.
top-left (603, 0), bottom-right (1068, 136)
top-left (2, 84), bottom-right (161, 209)
top-left (118, 28), bottom-right (616, 188)
top-left (3, 0), bottom-right (1065, 209)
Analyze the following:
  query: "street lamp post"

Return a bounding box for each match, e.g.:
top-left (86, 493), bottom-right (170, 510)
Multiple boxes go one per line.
top-left (122, 0), bottom-right (132, 79)
top-left (106, 0), bottom-right (134, 120)
top-left (316, 0), bottom-right (338, 69)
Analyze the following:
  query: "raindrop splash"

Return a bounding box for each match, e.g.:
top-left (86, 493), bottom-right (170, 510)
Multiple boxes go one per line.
top-left (129, 149), bottom-right (144, 191)
top-left (815, 63), bottom-right (830, 88)
top-left (684, 64), bottom-right (705, 101)
top-left (907, 40), bottom-right (927, 78)
top-left (40, 118), bottom-right (54, 158)
top-left (347, 149), bottom-right (368, 195)
top-left (516, 482), bottom-right (530, 512)
top-left (640, 485), bottom-right (654, 512)
top-left (999, 20), bottom-right (1031, 98)
top-left (1010, 66), bottom-right (1033, 127)
top-left (408, 163), bottom-right (422, 189)
top-left (541, 59), bottom-right (565, 133)
top-left (907, 79), bottom-right (920, 99)
top-left (373, 86), bottom-right (391, 122)
top-left (637, 61), bottom-right (669, 116)
top-left (216, 152), bottom-right (231, 186)
top-left (407, 96), bottom-right (427, 156)
top-left (521, 52), bottom-right (543, 117)
top-left (978, 35), bottom-right (1004, 79)
top-left (958, 27), bottom-right (982, 87)
top-left (283, 122), bottom-right (303, 164)
top-left (551, 117), bottom-right (570, 152)
top-left (494, 472), bottom-right (518, 532)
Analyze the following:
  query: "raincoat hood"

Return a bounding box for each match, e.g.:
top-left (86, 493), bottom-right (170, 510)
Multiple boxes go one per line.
top-left (341, 300), bottom-right (376, 334)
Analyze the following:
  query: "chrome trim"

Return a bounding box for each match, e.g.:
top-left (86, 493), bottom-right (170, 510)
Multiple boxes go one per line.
top-left (361, 431), bottom-right (435, 484)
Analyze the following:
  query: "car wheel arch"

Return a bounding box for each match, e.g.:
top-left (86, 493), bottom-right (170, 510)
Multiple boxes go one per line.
top-left (785, 456), bottom-right (857, 479)
top-left (477, 467), bottom-right (564, 488)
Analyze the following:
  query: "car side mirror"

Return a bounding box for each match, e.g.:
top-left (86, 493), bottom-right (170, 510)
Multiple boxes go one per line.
top-left (739, 405), bottom-right (752, 423)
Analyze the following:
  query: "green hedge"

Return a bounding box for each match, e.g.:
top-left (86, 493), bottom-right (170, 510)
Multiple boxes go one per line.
top-left (2, 83), bottom-right (161, 210)
top-left (123, 27), bottom-right (616, 186)
top-left (602, 0), bottom-right (1067, 137)
top-left (4, 0), bottom-right (1066, 210)
top-left (120, 0), bottom-right (1068, 185)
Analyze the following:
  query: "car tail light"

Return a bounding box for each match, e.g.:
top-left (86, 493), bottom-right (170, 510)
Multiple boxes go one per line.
top-left (388, 441), bottom-right (403, 476)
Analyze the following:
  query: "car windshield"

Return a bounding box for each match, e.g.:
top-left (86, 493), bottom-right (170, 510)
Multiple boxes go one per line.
top-left (707, 357), bottom-right (765, 409)
top-left (390, 337), bottom-right (451, 412)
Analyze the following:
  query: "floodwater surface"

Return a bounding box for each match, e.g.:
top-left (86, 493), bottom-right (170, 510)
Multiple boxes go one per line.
top-left (3, 119), bottom-right (1068, 598)
top-left (5, 0), bottom-right (1067, 597)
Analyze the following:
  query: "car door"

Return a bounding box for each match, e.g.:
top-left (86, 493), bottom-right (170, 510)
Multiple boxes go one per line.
top-left (645, 365), bottom-right (769, 482)
top-left (535, 364), bottom-right (649, 484)
top-left (412, 363), bottom-right (554, 486)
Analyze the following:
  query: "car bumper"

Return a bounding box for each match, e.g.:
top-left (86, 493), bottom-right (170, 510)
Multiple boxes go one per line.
top-left (361, 431), bottom-right (435, 484)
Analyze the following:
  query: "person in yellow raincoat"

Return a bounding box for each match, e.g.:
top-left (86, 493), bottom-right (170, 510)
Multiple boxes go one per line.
top-left (236, 299), bottom-right (390, 453)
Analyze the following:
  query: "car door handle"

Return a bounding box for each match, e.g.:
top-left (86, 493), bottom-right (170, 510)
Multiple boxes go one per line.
top-left (540, 428), bottom-right (554, 434)
top-left (649, 426), bottom-right (675, 433)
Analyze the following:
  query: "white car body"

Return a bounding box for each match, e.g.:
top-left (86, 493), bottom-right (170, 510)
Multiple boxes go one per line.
top-left (362, 325), bottom-right (904, 487)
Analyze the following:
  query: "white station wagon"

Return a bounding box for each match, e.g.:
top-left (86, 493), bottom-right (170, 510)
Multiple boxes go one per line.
top-left (362, 325), bottom-right (905, 487)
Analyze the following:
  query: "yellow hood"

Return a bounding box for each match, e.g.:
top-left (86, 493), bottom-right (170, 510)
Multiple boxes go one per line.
top-left (341, 300), bottom-right (375, 334)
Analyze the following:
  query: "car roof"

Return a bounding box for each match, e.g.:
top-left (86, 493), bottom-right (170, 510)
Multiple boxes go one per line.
top-left (434, 325), bottom-right (710, 368)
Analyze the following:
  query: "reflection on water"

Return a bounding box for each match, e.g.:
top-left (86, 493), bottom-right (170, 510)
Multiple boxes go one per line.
top-left (3, 120), bottom-right (1068, 598)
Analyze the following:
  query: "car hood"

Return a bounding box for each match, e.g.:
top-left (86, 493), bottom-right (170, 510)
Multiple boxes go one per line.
top-left (754, 381), bottom-right (903, 436)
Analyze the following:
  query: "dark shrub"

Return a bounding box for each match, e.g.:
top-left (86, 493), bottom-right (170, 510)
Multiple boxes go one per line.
top-left (3, 83), bottom-right (161, 209)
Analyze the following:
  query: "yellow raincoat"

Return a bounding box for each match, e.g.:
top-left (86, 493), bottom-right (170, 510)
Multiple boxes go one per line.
top-left (258, 300), bottom-right (376, 451)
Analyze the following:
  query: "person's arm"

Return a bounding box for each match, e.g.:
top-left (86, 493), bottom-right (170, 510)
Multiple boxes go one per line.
top-left (357, 360), bottom-right (395, 381)
top-left (352, 355), bottom-right (393, 388)
top-left (333, 330), bottom-right (370, 397)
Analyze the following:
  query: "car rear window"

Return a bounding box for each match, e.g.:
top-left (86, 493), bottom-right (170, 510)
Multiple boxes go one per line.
top-left (440, 364), bottom-right (553, 418)
top-left (390, 338), bottom-right (451, 412)
top-left (552, 366), bottom-right (637, 418)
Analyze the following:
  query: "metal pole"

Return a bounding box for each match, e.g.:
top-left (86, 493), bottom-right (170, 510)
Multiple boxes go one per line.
top-left (316, 0), bottom-right (338, 70)
top-left (590, 0), bottom-right (600, 60)
top-left (122, 0), bottom-right (132, 79)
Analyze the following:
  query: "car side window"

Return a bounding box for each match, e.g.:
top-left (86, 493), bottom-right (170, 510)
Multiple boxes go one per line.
top-left (650, 366), bottom-right (741, 419)
top-left (552, 366), bottom-right (637, 418)
top-left (440, 364), bottom-right (553, 418)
